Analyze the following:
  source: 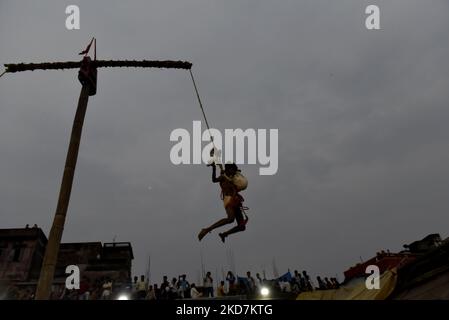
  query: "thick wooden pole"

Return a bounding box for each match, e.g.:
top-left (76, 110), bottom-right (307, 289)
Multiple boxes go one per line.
top-left (35, 84), bottom-right (90, 299)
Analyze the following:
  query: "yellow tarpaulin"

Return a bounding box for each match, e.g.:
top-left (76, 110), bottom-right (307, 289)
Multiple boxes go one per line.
top-left (297, 269), bottom-right (397, 300)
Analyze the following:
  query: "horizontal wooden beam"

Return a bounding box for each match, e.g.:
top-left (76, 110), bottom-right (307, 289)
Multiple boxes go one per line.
top-left (4, 59), bottom-right (192, 73)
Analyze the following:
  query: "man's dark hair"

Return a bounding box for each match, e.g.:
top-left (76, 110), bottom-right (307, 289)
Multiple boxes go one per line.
top-left (225, 163), bottom-right (239, 172)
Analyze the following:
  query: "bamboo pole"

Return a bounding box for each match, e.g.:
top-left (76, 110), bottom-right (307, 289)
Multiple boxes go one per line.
top-left (35, 84), bottom-right (90, 299)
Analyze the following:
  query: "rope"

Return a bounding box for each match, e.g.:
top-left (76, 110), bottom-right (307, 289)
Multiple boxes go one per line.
top-left (189, 69), bottom-right (217, 151)
top-left (0, 70), bottom-right (6, 78)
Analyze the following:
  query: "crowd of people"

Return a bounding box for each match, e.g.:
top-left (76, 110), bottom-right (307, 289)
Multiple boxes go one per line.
top-left (75, 269), bottom-right (340, 300)
top-left (1, 269), bottom-right (340, 300)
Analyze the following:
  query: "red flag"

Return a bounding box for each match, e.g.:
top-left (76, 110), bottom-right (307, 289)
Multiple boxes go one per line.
top-left (79, 38), bottom-right (94, 55)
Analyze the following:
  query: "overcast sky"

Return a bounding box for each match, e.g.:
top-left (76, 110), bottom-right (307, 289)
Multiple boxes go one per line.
top-left (1, 0), bottom-right (449, 284)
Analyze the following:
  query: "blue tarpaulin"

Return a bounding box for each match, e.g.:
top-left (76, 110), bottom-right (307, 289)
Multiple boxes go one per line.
top-left (278, 271), bottom-right (292, 282)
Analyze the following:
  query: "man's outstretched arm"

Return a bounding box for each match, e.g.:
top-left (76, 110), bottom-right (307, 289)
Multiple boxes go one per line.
top-left (211, 163), bottom-right (223, 183)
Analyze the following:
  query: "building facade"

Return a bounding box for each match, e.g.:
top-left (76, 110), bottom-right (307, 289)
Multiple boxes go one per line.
top-left (0, 227), bottom-right (133, 299)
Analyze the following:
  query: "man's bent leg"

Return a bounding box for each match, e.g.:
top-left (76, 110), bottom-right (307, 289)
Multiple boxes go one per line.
top-left (219, 224), bottom-right (246, 243)
top-left (198, 207), bottom-right (236, 241)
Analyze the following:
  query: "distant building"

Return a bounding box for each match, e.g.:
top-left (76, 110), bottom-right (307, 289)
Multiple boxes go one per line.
top-left (343, 234), bottom-right (444, 283)
top-left (300, 234), bottom-right (449, 300)
top-left (0, 227), bottom-right (133, 297)
top-left (343, 251), bottom-right (416, 283)
top-left (0, 227), bottom-right (47, 283)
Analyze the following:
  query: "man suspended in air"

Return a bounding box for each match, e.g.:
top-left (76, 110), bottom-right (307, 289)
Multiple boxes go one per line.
top-left (198, 162), bottom-right (249, 243)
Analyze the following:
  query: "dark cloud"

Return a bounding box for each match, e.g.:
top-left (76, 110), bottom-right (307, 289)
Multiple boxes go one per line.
top-left (1, 0), bottom-right (448, 282)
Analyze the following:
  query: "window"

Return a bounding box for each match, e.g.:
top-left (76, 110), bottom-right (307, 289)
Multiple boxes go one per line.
top-left (12, 242), bottom-right (24, 262)
top-left (13, 248), bottom-right (21, 261)
top-left (0, 241), bottom-right (7, 260)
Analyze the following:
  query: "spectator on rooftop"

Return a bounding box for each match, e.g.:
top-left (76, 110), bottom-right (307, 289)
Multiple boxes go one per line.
top-left (160, 276), bottom-right (169, 299)
top-left (226, 271), bottom-right (236, 295)
top-left (78, 277), bottom-right (91, 300)
top-left (136, 275), bottom-right (147, 299)
top-left (178, 274), bottom-right (190, 299)
top-left (246, 271), bottom-right (256, 294)
top-left (302, 271), bottom-right (313, 291)
top-left (217, 281), bottom-right (226, 297)
top-left (169, 277), bottom-right (178, 299)
top-left (131, 276), bottom-right (138, 299)
top-left (153, 284), bottom-right (161, 300)
top-left (146, 285), bottom-right (156, 300)
top-left (331, 278), bottom-right (340, 289)
top-left (291, 280), bottom-right (300, 294)
top-left (316, 276), bottom-right (326, 290)
top-left (190, 283), bottom-right (203, 299)
top-left (293, 270), bottom-right (301, 283)
top-left (324, 277), bottom-right (333, 289)
top-left (256, 273), bottom-right (264, 289)
top-left (203, 272), bottom-right (214, 297)
top-left (101, 278), bottom-right (113, 300)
